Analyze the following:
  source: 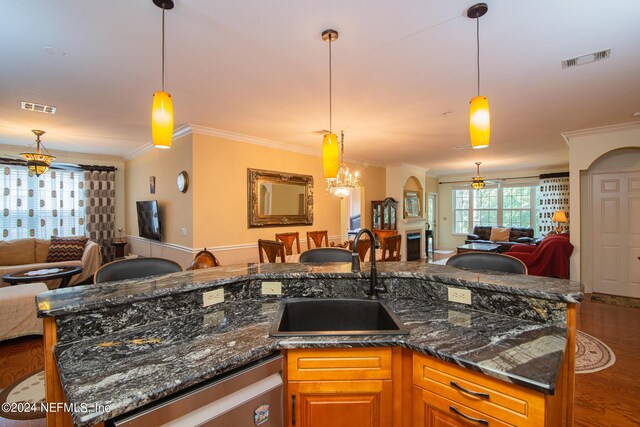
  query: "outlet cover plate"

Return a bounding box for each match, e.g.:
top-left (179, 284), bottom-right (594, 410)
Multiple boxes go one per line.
top-left (448, 287), bottom-right (471, 305)
top-left (203, 288), bottom-right (224, 307)
top-left (261, 281), bottom-right (282, 295)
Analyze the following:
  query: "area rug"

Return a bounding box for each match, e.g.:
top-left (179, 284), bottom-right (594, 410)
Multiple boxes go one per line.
top-left (575, 331), bottom-right (616, 374)
top-left (590, 293), bottom-right (640, 309)
top-left (0, 369), bottom-right (45, 420)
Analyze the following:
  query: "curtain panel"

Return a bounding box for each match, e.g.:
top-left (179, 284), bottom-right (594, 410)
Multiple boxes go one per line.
top-left (538, 172), bottom-right (570, 236)
top-left (83, 169), bottom-right (116, 264)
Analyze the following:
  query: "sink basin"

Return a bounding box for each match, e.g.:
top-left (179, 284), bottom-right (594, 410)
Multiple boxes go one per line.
top-left (269, 298), bottom-right (409, 337)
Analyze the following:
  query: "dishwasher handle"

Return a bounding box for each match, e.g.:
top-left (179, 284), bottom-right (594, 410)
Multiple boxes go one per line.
top-left (291, 394), bottom-right (296, 426)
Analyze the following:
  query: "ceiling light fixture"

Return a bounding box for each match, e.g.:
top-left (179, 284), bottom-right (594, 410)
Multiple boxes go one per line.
top-left (321, 29), bottom-right (340, 179)
top-left (467, 3), bottom-right (490, 149)
top-left (327, 131), bottom-right (360, 198)
top-left (20, 130), bottom-right (56, 177)
top-left (471, 161), bottom-right (485, 190)
top-left (151, 0), bottom-right (175, 149)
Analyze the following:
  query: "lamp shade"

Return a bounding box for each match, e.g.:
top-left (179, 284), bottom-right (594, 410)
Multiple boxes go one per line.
top-left (469, 95), bottom-right (490, 149)
top-left (152, 90), bottom-right (174, 149)
top-left (322, 132), bottom-right (339, 178)
top-left (552, 210), bottom-right (568, 223)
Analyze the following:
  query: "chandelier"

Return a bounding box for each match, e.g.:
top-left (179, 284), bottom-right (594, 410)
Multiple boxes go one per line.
top-left (327, 131), bottom-right (360, 198)
top-left (471, 161), bottom-right (485, 190)
top-left (20, 130), bottom-right (56, 176)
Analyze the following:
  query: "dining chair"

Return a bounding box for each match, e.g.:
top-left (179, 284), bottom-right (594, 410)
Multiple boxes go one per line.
top-left (258, 239), bottom-right (286, 263)
top-left (306, 230), bottom-right (329, 249)
top-left (94, 257), bottom-right (182, 283)
top-left (380, 234), bottom-right (402, 262)
top-left (299, 247), bottom-right (353, 263)
top-left (188, 248), bottom-right (220, 270)
top-left (348, 238), bottom-right (372, 262)
top-left (275, 232), bottom-right (301, 255)
top-left (373, 229), bottom-right (397, 242)
top-left (446, 252), bottom-right (527, 274)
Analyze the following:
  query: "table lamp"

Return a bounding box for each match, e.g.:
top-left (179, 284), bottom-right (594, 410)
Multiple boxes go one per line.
top-left (551, 210), bottom-right (568, 234)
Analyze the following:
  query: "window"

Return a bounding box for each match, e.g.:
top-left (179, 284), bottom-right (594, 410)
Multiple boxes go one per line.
top-left (1, 167), bottom-right (85, 240)
top-left (452, 184), bottom-right (537, 234)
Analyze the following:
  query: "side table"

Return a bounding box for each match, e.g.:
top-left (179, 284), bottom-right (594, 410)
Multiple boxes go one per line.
top-left (114, 241), bottom-right (127, 258)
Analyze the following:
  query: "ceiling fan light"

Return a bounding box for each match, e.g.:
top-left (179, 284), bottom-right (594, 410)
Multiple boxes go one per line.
top-left (469, 95), bottom-right (490, 149)
top-left (152, 90), bottom-right (173, 149)
top-left (322, 132), bottom-right (339, 178)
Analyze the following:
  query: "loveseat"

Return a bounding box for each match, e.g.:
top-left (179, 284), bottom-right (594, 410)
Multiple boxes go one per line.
top-left (465, 225), bottom-right (535, 252)
top-left (0, 237), bottom-right (101, 289)
top-left (505, 234), bottom-right (573, 279)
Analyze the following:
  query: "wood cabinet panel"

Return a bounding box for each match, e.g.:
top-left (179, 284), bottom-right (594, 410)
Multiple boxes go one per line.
top-left (288, 348), bottom-right (392, 381)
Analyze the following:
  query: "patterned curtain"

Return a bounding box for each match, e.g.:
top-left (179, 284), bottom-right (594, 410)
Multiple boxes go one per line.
top-left (82, 168), bottom-right (116, 263)
top-left (1, 166), bottom-right (85, 239)
top-left (538, 172), bottom-right (570, 236)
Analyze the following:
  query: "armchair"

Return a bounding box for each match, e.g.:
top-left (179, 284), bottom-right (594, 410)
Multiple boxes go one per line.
top-left (505, 234), bottom-right (573, 279)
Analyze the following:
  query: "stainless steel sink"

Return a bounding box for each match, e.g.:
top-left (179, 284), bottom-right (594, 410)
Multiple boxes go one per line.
top-left (269, 298), bottom-right (409, 337)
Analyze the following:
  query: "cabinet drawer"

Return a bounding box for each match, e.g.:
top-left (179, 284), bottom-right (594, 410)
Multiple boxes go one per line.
top-left (287, 348), bottom-right (392, 381)
top-left (413, 353), bottom-right (545, 426)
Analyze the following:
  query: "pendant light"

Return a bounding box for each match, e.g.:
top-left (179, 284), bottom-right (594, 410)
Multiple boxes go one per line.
top-left (20, 130), bottom-right (56, 177)
top-left (471, 162), bottom-right (485, 190)
top-left (151, 0), bottom-right (174, 149)
top-left (326, 131), bottom-right (360, 198)
top-left (467, 3), bottom-right (490, 149)
top-left (321, 29), bottom-right (340, 179)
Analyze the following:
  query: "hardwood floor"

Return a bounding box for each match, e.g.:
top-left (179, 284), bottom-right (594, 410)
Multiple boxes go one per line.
top-left (0, 297), bottom-right (637, 427)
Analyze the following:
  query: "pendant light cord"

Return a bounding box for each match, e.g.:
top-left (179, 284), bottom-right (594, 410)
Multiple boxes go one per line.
top-left (476, 16), bottom-right (480, 96)
top-left (329, 35), bottom-right (333, 133)
top-left (162, 7), bottom-right (166, 92)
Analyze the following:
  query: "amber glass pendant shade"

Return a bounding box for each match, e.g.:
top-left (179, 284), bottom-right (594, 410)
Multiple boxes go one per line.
top-left (322, 132), bottom-right (339, 178)
top-left (152, 90), bottom-right (173, 149)
top-left (469, 95), bottom-right (490, 149)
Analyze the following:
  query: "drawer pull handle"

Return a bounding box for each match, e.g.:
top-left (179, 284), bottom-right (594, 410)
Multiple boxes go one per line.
top-left (292, 394), bottom-right (296, 426)
top-left (450, 405), bottom-right (489, 425)
top-left (450, 381), bottom-right (490, 399)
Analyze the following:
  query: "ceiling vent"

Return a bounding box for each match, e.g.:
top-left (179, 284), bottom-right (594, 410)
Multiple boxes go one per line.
top-left (20, 101), bottom-right (57, 114)
top-left (562, 49), bottom-right (611, 69)
top-left (453, 144), bottom-right (472, 151)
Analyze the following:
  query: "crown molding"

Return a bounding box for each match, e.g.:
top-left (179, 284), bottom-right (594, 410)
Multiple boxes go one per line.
top-left (561, 121), bottom-right (640, 144)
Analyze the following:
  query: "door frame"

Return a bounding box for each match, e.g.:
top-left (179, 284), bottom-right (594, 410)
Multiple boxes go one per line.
top-left (427, 192), bottom-right (438, 250)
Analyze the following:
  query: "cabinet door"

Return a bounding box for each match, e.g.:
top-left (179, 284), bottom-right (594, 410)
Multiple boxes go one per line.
top-left (288, 380), bottom-right (392, 427)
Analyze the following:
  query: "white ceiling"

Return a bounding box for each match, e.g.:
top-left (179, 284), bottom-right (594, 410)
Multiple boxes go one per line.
top-left (1, 1), bottom-right (639, 175)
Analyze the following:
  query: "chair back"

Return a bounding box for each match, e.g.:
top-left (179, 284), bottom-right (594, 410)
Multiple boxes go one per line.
top-left (275, 232), bottom-right (301, 255)
top-left (380, 235), bottom-right (402, 261)
top-left (258, 239), bottom-right (286, 263)
top-left (348, 238), bottom-right (371, 262)
top-left (94, 257), bottom-right (182, 284)
top-left (446, 252), bottom-right (527, 274)
top-left (307, 230), bottom-right (329, 249)
top-left (188, 248), bottom-right (220, 270)
top-left (373, 229), bottom-right (397, 241)
top-left (299, 247), bottom-right (353, 263)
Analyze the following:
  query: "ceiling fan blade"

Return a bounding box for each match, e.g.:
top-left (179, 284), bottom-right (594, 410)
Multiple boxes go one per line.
top-left (50, 162), bottom-right (83, 171)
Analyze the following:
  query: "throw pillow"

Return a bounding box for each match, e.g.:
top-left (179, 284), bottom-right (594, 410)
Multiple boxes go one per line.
top-left (489, 227), bottom-right (511, 242)
top-left (46, 236), bottom-right (88, 263)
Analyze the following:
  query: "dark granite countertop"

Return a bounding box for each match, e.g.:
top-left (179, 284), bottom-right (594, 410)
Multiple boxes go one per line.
top-left (37, 262), bottom-right (581, 426)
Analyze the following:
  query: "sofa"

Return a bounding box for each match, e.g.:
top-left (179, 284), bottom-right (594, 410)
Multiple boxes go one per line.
top-left (505, 234), bottom-right (574, 279)
top-left (0, 238), bottom-right (101, 289)
top-left (465, 225), bottom-right (535, 252)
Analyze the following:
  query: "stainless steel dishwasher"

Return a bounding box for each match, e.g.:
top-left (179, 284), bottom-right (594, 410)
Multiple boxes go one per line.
top-left (110, 354), bottom-right (283, 427)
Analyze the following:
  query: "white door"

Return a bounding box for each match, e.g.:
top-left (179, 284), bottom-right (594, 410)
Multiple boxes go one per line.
top-left (427, 193), bottom-right (438, 250)
top-left (591, 170), bottom-right (640, 297)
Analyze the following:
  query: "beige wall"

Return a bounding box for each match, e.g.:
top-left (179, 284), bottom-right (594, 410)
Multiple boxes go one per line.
top-left (124, 133), bottom-right (193, 248)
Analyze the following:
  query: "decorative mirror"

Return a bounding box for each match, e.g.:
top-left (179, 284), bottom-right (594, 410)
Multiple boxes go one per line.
top-left (404, 191), bottom-right (421, 218)
top-left (248, 168), bottom-right (314, 227)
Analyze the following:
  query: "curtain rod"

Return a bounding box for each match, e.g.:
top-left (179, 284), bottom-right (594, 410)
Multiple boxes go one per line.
top-left (439, 175), bottom-right (540, 185)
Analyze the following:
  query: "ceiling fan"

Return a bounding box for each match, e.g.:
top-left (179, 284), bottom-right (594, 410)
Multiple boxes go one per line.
top-left (0, 130), bottom-right (83, 176)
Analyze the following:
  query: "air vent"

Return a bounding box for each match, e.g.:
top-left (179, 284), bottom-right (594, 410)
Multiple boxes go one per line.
top-left (21, 101), bottom-right (57, 114)
top-left (453, 144), bottom-right (472, 151)
top-left (562, 49), bottom-right (611, 69)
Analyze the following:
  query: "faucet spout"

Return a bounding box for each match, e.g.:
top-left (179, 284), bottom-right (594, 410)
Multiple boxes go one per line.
top-left (352, 228), bottom-right (386, 300)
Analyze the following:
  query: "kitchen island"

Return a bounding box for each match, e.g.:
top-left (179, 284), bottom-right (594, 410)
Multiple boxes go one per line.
top-left (37, 261), bottom-right (582, 426)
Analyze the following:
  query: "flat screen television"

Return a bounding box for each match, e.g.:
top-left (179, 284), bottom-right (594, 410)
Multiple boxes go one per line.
top-left (136, 200), bottom-right (162, 241)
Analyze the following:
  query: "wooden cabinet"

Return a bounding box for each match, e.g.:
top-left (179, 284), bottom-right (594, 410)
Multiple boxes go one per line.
top-left (372, 197), bottom-right (397, 230)
top-left (285, 348), bottom-right (396, 427)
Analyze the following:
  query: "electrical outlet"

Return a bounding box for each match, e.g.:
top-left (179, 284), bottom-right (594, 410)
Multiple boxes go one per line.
top-left (203, 288), bottom-right (224, 307)
top-left (181, 227), bottom-right (187, 236)
top-left (447, 287), bottom-right (471, 305)
top-left (261, 281), bottom-right (282, 295)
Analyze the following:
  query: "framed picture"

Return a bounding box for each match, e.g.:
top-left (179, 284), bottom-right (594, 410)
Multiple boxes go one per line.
top-left (404, 191), bottom-right (421, 218)
top-left (149, 176), bottom-right (156, 194)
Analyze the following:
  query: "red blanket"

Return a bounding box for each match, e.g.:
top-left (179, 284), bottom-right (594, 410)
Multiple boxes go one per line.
top-left (506, 234), bottom-right (573, 279)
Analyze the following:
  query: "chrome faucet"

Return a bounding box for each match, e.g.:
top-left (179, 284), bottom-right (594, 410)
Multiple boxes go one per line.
top-left (352, 228), bottom-right (387, 300)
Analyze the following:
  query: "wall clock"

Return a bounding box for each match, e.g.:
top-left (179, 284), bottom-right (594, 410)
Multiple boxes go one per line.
top-left (176, 171), bottom-right (189, 193)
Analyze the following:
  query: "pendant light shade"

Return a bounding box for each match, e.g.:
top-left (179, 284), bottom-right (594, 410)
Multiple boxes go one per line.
top-left (322, 132), bottom-right (340, 178)
top-left (20, 130), bottom-right (55, 177)
top-left (151, 0), bottom-right (174, 149)
top-left (467, 3), bottom-right (490, 150)
top-left (469, 95), bottom-right (490, 149)
top-left (152, 90), bottom-right (174, 149)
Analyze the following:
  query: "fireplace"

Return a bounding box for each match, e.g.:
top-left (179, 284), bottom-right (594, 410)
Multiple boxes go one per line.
top-left (406, 232), bottom-right (421, 261)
